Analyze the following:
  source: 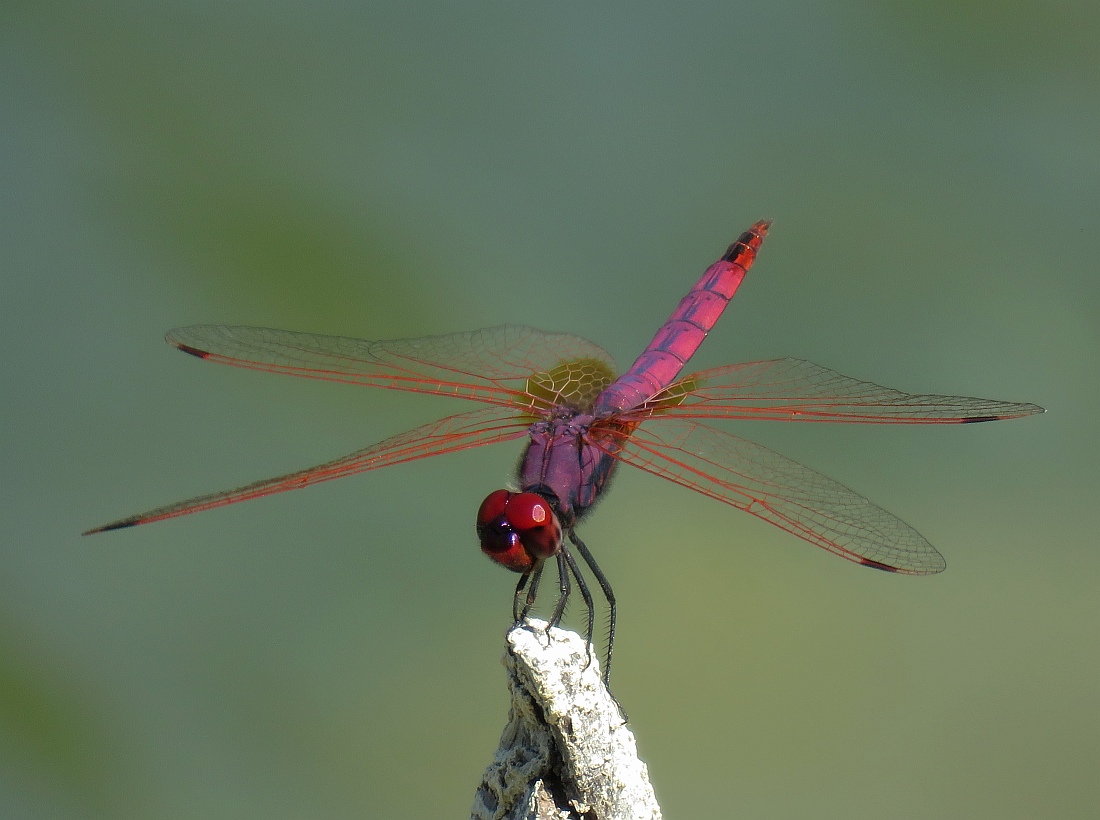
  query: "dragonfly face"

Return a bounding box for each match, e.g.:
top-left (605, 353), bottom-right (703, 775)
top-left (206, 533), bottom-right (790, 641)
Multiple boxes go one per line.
top-left (476, 489), bottom-right (563, 573)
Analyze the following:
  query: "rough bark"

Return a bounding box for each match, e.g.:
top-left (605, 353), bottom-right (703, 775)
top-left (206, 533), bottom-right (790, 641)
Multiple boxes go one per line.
top-left (472, 620), bottom-right (661, 820)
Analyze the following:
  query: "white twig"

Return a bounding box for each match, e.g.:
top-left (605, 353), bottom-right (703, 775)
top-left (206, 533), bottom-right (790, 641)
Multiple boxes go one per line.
top-left (472, 620), bottom-right (662, 820)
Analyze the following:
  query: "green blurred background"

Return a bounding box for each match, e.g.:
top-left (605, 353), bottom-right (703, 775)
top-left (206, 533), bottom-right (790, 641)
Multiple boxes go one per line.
top-left (2, 2), bottom-right (1095, 818)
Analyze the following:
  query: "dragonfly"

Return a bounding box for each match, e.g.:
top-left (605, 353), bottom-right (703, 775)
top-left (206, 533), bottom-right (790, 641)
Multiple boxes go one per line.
top-left (85, 221), bottom-right (1043, 684)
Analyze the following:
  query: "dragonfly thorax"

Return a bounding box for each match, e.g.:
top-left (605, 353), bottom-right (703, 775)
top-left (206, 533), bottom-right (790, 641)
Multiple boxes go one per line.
top-left (519, 413), bottom-right (614, 521)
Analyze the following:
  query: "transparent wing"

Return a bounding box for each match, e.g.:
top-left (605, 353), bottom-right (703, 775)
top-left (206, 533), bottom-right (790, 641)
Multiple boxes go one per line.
top-left (84, 406), bottom-right (533, 534)
top-left (634, 358), bottom-right (1043, 423)
top-left (167, 324), bottom-right (616, 410)
top-left (593, 417), bottom-right (945, 574)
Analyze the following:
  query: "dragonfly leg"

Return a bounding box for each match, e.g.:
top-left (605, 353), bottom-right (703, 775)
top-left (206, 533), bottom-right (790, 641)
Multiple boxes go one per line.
top-left (517, 562), bottom-right (546, 624)
top-left (562, 546), bottom-right (596, 673)
top-left (512, 572), bottom-right (531, 623)
top-left (570, 531), bottom-right (617, 688)
top-left (547, 551), bottom-right (572, 629)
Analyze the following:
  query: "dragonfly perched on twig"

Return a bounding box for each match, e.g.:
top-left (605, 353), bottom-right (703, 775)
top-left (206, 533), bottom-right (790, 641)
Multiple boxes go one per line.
top-left (86, 221), bottom-right (1043, 684)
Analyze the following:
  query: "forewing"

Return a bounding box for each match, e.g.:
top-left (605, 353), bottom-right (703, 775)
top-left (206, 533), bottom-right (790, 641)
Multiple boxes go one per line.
top-left (84, 406), bottom-right (532, 533)
top-left (593, 418), bottom-right (945, 574)
top-left (636, 358), bottom-right (1043, 423)
top-left (167, 324), bottom-right (616, 410)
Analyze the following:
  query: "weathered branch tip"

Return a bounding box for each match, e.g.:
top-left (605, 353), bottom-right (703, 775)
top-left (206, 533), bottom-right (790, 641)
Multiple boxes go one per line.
top-left (472, 620), bottom-right (661, 820)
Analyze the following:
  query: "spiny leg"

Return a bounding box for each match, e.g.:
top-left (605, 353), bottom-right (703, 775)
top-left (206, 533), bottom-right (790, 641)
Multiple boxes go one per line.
top-left (562, 545), bottom-right (596, 673)
top-left (547, 551), bottom-right (572, 629)
top-left (570, 531), bottom-right (617, 687)
top-left (517, 562), bottom-right (546, 623)
top-left (512, 572), bottom-right (531, 623)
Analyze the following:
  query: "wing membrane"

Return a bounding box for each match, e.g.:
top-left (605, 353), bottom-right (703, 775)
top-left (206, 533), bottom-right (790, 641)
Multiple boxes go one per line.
top-left (84, 406), bottom-right (532, 533)
top-left (635, 358), bottom-right (1043, 423)
top-left (167, 324), bottom-right (616, 410)
top-left (594, 418), bottom-right (945, 574)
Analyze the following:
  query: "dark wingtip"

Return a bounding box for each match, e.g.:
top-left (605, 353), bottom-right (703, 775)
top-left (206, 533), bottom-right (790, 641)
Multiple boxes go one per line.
top-left (82, 520), bottom-right (136, 535)
top-left (961, 403), bottom-right (1046, 423)
top-left (174, 343), bottom-right (210, 359)
top-left (859, 557), bottom-right (900, 573)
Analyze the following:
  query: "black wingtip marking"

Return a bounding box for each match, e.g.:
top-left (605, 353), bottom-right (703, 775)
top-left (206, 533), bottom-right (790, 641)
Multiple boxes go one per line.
top-left (175, 343), bottom-right (210, 359)
top-left (860, 558), bottom-right (900, 573)
top-left (960, 415), bottom-right (1000, 424)
top-left (83, 521), bottom-right (136, 535)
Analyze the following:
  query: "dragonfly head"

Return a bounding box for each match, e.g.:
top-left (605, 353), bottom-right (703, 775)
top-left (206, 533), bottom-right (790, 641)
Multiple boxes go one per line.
top-left (476, 489), bottom-right (562, 573)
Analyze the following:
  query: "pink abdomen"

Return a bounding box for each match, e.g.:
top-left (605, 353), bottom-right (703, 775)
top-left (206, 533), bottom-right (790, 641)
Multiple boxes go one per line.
top-left (593, 220), bottom-right (769, 416)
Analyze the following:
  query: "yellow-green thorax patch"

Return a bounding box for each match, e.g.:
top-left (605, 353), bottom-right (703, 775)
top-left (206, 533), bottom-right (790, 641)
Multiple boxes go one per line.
top-left (524, 359), bottom-right (616, 413)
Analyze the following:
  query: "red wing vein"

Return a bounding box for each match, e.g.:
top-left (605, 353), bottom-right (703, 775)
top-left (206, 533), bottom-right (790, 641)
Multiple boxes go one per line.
top-left (636, 358), bottom-right (1043, 423)
top-left (84, 406), bottom-right (532, 533)
top-left (596, 418), bottom-right (945, 574)
top-left (166, 324), bottom-right (616, 409)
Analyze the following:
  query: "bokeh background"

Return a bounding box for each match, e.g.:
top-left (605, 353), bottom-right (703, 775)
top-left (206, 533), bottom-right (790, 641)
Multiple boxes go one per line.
top-left (2, 3), bottom-right (1096, 818)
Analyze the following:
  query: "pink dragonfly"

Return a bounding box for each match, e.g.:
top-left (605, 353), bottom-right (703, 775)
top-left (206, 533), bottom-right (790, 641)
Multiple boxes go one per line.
top-left (86, 221), bottom-right (1042, 682)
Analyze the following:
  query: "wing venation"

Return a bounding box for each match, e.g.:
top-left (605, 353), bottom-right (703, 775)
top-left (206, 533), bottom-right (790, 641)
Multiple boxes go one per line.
top-left (593, 417), bottom-right (946, 574)
top-left (84, 406), bottom-right (532, 533)
top-left (634, 358), bottom-right (1044, 423)
top-left (166, 324), bottom-right (616, 409)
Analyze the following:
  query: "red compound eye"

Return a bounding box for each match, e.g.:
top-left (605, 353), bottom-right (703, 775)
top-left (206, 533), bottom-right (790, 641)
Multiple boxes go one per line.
top-left (476, 489), bottom-right (533, 573)
top-left (475, 490), bottom-right (562, 572)
top-left (505, 492), bottom-right (561, 561)
top-left (504, 493), bottom-right (551, 530)
top-left (476, 489), bottom-right (509, 529)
